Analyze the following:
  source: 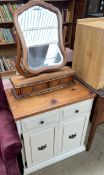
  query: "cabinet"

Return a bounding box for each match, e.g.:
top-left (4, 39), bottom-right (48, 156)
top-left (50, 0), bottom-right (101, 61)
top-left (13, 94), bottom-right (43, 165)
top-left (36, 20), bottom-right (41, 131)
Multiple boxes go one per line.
top-left (16, 98), bottom-right (93, 175)
top-left (73, 17), bottom-right (104, 90)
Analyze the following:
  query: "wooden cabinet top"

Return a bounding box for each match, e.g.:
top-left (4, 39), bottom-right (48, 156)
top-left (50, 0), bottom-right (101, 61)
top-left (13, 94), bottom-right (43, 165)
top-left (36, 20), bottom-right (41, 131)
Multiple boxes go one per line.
top-left (4, 80), bottom-right (95, 121)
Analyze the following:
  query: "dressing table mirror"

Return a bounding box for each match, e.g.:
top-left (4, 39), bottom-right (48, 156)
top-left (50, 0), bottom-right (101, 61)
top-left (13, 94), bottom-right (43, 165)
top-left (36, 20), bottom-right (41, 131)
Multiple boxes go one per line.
top-left (10, 0), bottom-right (75, 98)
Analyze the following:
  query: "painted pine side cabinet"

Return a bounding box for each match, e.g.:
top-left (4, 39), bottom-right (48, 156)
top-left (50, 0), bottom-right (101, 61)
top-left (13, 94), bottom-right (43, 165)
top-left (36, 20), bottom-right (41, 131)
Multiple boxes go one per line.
top-left (5, 80), bottom-right (95, 175)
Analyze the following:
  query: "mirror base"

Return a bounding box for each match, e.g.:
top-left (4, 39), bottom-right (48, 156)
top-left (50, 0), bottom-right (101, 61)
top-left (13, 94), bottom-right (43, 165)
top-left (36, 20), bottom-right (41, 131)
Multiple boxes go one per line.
top-left (10, 66), bottom-right (75, 99)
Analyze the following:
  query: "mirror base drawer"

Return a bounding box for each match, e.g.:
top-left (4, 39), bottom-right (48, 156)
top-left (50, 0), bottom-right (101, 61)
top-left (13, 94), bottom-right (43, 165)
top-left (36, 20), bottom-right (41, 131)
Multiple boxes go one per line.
top-left (11, 67), bottom-right (75, 99)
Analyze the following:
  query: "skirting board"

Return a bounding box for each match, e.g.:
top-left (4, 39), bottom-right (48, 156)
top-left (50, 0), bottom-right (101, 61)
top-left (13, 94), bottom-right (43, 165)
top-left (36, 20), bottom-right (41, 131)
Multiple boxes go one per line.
top-left (24, 145), bottom-right (86, 175)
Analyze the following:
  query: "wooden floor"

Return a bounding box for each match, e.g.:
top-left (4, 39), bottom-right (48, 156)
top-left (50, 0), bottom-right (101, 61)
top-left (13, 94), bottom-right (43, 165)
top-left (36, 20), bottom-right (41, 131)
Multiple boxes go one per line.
top-left (30, 124), bottom-right (104, 175)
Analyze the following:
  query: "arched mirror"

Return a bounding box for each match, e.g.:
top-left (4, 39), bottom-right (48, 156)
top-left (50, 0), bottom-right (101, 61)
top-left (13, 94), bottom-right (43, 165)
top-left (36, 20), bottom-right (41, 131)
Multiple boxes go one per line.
top-left (14, 0), bottom-right (67, 77)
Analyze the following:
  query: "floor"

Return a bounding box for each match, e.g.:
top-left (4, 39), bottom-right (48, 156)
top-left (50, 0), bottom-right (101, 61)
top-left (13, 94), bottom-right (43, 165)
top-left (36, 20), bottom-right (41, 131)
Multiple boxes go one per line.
top-left (30, 125), bottom-right (104, 175)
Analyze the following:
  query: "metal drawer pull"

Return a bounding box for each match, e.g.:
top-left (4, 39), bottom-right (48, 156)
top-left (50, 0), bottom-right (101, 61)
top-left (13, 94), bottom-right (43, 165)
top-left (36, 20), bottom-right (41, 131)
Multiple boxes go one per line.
top-left (38, 144), bottom-right (47, 151)
top-left (75, 110), bottom-right (79, 113)
top-left (40, 121), bottom-right (44, 124)
top-left (69, 133), bottom-right (77, 139)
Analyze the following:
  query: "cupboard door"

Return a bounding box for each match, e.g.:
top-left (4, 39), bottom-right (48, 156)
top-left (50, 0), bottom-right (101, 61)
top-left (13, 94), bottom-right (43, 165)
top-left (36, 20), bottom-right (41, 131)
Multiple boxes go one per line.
top-left (31, 127), bottom-right (54, 164)
top-left (60, 117), bottom-right (85, 153)
top-left (23, 125), bottom-right (57, 167)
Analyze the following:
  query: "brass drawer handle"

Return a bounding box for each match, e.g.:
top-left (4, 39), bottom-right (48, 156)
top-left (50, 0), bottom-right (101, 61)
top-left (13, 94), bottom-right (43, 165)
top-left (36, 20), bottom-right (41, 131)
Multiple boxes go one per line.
top-left (38, 144), bottom-right (47, 151)
top-left (69, 133), bottom-right (77, 139)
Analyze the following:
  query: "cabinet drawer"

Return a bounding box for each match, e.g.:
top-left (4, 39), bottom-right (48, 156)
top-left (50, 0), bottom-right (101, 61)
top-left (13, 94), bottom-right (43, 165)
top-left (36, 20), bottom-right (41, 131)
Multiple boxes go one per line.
top-left (62, 117), bottom-right (85, 152)
top-left (21, 110), bottom-right (59, 132)
top-left (61, 99), bottom-right (93, 120)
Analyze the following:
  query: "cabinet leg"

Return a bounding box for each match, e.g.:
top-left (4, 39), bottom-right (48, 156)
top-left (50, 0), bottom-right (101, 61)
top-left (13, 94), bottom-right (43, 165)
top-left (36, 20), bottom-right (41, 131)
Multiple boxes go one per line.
top-left (86, 124), bottom-right (97, 151)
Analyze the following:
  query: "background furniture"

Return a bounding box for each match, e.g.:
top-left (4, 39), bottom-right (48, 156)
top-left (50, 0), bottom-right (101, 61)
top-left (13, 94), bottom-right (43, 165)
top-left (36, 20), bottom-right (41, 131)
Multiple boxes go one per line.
top-left (72, 17), bottom-right (104, 149)
top-left (4, 79), bottom-right (95, 175)
top-left (0, 0), bottom-right (21, 77)
top-left (0, 0), bottom-right (87, 77)
top-left (73, 17), bottom-right (104, 90)
top-left (71, 0), bottom-right (87, 48)
top-left (0, 77), bottom-right (22, 175)
top-left (87, 91), bottom-right (104, 150)
top-left (86, 0), bottom-right (104, 17)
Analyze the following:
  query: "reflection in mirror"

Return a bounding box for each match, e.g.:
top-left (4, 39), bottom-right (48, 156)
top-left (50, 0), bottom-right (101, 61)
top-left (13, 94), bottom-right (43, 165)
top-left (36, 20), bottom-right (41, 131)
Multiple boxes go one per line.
top-left (18, 6), bottom-right (63, 70)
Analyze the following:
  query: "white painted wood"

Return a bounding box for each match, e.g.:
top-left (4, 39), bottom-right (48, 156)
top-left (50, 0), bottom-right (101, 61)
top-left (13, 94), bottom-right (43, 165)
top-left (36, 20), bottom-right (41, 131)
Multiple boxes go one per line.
top-left (16, 121), bottom-right (22, 135)
top-left (22, 123), bottom-right (58, 167)
top-left (80, 112), bottom-right (91, 145)
top-left (30, 127), bottom-right (54, 164)
top-left (19, 99), bottom-right (94, 174)
top-left (60, 99), bottom-right (93, 120)
top-left (21, 109), bottom-right (59, 132)
top-left (61, 117), bottom-right (85, 152)
top-left (24, 146), bottom-right (86, 175)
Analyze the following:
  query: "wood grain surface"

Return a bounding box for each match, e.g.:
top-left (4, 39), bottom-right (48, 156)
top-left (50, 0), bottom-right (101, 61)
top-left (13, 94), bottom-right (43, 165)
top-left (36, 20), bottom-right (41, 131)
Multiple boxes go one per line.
top-left (73, 18), bottom-right (104, 90)
top-left (5, 81), bottom-right (95, 120)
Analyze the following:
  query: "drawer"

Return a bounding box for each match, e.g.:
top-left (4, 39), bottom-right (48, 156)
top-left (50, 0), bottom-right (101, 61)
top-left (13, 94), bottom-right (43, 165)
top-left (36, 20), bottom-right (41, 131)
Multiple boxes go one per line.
top-left (21, 110), bottom-right (59, 132)
top-left (61, 99), bottom-right (93, 120)
top-left (28, 126), bottom-right (54, 164)
top-left (62, 117), bottom-right (85, 152)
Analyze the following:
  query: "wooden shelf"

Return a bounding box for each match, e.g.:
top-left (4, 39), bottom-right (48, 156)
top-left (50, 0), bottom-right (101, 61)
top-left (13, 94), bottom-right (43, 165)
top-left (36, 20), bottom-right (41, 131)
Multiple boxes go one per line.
top-left (0, 21), bottom-right (13, 28)
top-left (0, 70), bottom-right (16, 77)
top-left (0, 42), bottom-right (16, 49)
top-left (0, 0), bottom-right (19, 2)
top-left (0, 0), bottom-right (20, 4)
top-left (65, 42), bottom-right (71, 47)
top-left (63, 22), bottom-right (72, 25)
top-left (0, 42), bottom-right (16, 46)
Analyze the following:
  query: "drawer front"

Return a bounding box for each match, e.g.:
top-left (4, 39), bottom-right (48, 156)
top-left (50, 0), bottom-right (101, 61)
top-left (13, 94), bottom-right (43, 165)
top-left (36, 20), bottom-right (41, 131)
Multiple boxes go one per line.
top-left (25, 126), bottom-right (55, 165)
top-left (21, 110), bottom-right (59, 132)
top-left (61, 99), bottom-right (93, 120)
top-left (62, 117), bottom-right (85, 152)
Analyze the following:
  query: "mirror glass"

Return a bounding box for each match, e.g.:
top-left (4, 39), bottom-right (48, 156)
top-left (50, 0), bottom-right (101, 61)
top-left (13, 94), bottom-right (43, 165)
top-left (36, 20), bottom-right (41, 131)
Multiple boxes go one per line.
top-left (18, 6), bottom-right (63, 70)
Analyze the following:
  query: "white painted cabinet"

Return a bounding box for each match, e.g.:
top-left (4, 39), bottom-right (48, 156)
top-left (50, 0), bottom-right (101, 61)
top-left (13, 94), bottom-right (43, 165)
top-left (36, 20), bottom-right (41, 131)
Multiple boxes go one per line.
top-left (17, 99), bottom-right (93, 175)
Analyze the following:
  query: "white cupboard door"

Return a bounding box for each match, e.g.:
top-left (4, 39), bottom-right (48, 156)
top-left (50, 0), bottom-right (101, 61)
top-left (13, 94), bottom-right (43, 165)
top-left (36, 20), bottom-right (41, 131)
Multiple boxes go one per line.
top-left (23, 125), bottom-right (57, 167)
top-left (30, 127), bottom-right (54, 164)
top-left (61, 117), bottom-right (85, 152)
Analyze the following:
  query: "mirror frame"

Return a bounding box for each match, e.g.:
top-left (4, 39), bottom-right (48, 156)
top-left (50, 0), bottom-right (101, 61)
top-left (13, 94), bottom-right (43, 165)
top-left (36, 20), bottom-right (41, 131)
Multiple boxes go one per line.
top-left (14, 0), bottom-right (67, 77)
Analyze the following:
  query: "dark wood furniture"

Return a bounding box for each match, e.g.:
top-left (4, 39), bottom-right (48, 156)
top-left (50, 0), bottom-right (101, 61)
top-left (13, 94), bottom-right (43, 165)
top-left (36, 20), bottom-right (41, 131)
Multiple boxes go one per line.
top-left (86, 0), bottom-right (104, 18)
top-left (87, 90), bottom-right (104, 150)
top-left (71, 0), bottom-right (87, 48)
top-left (74, 76), bottom-right (104, 151)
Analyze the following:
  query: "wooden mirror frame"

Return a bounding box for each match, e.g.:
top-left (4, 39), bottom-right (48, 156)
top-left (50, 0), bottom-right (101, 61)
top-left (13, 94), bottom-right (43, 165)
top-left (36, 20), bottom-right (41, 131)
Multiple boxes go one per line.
top-left (14, 0), bottom-right (67, 77)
